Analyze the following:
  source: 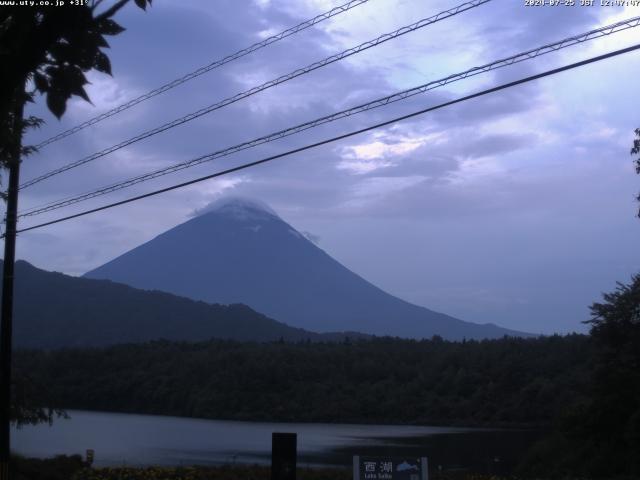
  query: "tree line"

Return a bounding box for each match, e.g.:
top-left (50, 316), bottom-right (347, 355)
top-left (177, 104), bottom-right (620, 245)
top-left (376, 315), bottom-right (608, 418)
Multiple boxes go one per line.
top-left (14, 334), bottom-right (591, 428)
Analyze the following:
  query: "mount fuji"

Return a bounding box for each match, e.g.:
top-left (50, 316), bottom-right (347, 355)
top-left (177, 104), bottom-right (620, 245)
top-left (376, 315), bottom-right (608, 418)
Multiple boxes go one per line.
top-left (84, 198), bottom-right (528, 340)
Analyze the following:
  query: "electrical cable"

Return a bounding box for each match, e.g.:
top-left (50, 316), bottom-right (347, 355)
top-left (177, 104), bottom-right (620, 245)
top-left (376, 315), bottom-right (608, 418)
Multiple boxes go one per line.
top-left (13, 42), bottom-right (640, 236)
top-left (20, 0), bottom-right (491, 189)
top-left (18, 15), bottom-right (640, 217)
top-left (33, 0), bottom-right (373, 149)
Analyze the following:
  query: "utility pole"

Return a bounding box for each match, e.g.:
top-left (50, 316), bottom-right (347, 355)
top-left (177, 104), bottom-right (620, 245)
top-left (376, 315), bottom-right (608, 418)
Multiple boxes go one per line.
top-left (0, 88), bottom-right (24, 480)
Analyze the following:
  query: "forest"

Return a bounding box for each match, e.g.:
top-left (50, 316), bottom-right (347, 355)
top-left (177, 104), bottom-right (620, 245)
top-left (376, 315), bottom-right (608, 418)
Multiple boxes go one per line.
top-left (15, 334), bottom-right (590, 428)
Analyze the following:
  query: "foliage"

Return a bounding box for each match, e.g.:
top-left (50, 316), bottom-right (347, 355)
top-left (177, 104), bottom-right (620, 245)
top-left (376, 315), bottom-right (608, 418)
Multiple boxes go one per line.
top-left (64, 464), bottom-right (558, 480)
top-left (68, 465), bottom-right (524, 480)
top-left (521, 276), bottom-right (640, 478)
top-left (11, 454), bottom-right (86, 480)
top-left (68, 465), bottom-right (522, 480)
top-left (15, 335), bottom-right (591, 428)
top-left (71, 465), bottom-right (349, 480)
top-left (10, 362), bottom-right (67, 428)
top-left (633, 128), bottom-right (640, 217)
top-left (0, 0), bottom-right (152, 190)
top-left (0, 0), bottom-right (151, 125)
top-left (3, 461), bottom-right (525, 480)
top-left (580, 274), bottom-right (640, 477)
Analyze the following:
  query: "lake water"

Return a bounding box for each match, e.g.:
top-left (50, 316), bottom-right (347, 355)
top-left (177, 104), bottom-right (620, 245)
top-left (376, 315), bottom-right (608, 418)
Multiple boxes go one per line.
top-left (12, 410), bottom-right (543, 473)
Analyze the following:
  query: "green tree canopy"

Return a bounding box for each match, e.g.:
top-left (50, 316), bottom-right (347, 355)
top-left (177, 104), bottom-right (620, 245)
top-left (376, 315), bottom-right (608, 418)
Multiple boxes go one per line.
top-left (633, 128), bottom-right (640, 217)
top-left (0, 0), bottom-right (152, 169)
top-left (576, 275), bottom-right (640, 477)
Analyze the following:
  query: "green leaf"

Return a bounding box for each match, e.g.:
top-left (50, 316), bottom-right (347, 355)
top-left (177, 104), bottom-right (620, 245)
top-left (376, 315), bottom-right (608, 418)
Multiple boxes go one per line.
top-left (46, 92), bottom-right (67, 119)
top-left (61, 66), bottom-right (92, 103)
top-left (94, 51), bottom-right (112, 76)
top-left (33, 72), bottom-right (49, 93)
top-left (23, 116), bottom-right (45, 129)
top-left (94, 33), bottom-right (110, 48)
top-left (48, 42), bottom-right (72, 62)
top-left (98, 18), bottom-right (125, 36)
top-left (73, 84), bottom-right (91, 103)
top-left (75, 47), bottom-right (98, 70)
top-left (134, 0), bottom-right (147, 10)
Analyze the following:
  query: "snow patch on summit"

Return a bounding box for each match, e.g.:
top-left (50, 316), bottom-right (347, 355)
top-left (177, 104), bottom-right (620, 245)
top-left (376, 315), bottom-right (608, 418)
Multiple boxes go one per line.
top-left (190, 197), bottom-right (279, 221)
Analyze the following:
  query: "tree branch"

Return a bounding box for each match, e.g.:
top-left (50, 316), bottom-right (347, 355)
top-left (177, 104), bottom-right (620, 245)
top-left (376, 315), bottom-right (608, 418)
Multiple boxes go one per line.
top-left (95, 0), bottom-right (130, 21)
top-left (91, 0), bottom-right (106, 11)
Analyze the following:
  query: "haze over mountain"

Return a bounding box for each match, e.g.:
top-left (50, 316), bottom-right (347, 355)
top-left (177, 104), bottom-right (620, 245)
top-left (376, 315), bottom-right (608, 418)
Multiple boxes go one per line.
top-left (85, 197), bottom-right (528, 340)
top-left (2, 260), bottom-right (350, 349)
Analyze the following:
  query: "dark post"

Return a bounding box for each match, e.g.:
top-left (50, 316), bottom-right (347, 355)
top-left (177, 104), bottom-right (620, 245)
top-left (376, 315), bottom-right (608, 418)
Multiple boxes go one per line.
top-left (271, 432), bottom-right (297, 480)
top-left (0, 88), bottom-right (24, 480)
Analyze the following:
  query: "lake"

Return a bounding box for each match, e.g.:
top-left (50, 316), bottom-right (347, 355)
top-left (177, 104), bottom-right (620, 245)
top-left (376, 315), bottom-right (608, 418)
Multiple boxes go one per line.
top-left (12, 410), bottom-right (543, 473)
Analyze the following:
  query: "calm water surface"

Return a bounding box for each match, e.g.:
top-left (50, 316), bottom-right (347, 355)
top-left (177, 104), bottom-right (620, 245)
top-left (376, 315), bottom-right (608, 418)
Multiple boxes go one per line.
top-left (12, 410), bottom-right (542, 472)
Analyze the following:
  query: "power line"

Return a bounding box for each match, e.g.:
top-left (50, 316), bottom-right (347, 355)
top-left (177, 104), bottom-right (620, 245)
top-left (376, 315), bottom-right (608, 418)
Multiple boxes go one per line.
top-left (14, 43), bottom-right (640, 236)
top-left (18, 15), bottom-right (640, 218)
top-left (33, 0), bottom-right (372, 150)
top-left (20, 0), bottom-right (491, 190)
top-left (19, 13), bottom-right (639, 215)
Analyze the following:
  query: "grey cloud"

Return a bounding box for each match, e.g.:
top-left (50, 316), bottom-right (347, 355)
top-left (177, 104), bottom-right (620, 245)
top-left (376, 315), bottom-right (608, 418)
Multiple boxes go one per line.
top-left (301, 231), bottom-right (321, 245)
top-left (473, 2), bottom-right (605, 56)
top-left (447, 132), bottom-right (533, 159)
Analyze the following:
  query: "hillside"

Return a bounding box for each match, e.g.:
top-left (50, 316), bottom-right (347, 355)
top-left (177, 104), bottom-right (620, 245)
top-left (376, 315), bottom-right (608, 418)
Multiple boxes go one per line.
top-left (2, 260), bottom-right (353, 348)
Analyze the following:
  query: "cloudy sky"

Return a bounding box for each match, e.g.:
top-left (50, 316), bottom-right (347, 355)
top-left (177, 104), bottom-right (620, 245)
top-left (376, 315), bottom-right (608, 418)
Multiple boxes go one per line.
top-left (10, 0), bottom-right (640, 334)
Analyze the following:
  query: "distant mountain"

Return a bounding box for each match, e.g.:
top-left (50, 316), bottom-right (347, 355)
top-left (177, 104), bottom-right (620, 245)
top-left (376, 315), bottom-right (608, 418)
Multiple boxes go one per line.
top-left (2, 260), bottom-right (354, 349)
top-left (85, 197), bottom-right (529, 340)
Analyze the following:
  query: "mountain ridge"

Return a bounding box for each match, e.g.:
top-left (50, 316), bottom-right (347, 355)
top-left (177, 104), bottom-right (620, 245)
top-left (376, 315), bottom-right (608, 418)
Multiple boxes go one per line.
top-left (2, 259), bottom-right (364, 348)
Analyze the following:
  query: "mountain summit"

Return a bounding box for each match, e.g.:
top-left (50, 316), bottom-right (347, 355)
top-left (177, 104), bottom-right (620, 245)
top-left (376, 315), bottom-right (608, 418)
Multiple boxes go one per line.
top-left (85, 197), bottom-right (527, 340)
top-left (190, 196), bottom-right (278, 220)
